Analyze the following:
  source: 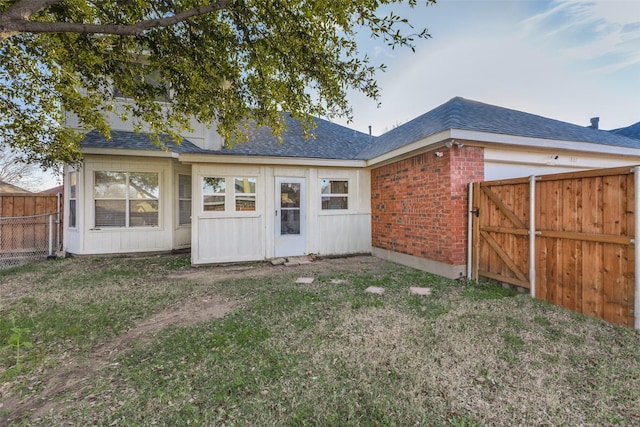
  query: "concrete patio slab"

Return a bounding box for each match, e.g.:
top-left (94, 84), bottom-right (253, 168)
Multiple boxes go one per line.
top-left (365, 286), bottom-right (385, 295)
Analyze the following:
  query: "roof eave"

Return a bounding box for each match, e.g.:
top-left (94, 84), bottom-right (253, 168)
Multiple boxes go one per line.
top-left (82, 147), bottom-right (179, 158)
top-left (365, 128), bottom-right (640, 167)
top-left (179, 153), bottom-right (367, 168)
top-left (451, 129), bottom-right (640, 156)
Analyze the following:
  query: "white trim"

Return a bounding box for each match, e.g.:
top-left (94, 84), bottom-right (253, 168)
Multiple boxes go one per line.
top-left (450, 129), bottom-right (640, 156)
top-left (180, 153), bottom-right (366, 168)
top-left (366, 130), bottom-right (451, 167)
top-left (83, 148), bottom-right (178, 158)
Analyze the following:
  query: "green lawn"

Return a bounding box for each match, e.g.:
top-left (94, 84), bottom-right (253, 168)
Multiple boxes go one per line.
top-left (1, 254), bottom-right (639, 426)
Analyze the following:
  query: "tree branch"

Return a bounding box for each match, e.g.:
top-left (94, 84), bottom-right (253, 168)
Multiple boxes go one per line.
top-left (0, 0), bottom-right (231, 41)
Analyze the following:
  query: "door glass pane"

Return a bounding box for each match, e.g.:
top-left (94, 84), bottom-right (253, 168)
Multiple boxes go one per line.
top-left (281, 183), bottom-right (300, 208)
top-left (281, 210), bottom-right (300, 235)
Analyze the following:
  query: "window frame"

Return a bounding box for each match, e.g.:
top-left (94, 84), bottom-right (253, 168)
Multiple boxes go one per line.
top-left (68, 171), bottom-right (77, 228)
top-left (93, 171), bottom-right (160, 229)
top-left (178, 174), bottom-right (192, 226)
top-left (320, 179), bottom-right (349, 211)
top-left (201, 175), bottom-right (258, 215)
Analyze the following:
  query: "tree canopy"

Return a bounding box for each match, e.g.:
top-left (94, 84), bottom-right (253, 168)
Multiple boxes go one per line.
top-left (0, 0), bottom-right (434, 169)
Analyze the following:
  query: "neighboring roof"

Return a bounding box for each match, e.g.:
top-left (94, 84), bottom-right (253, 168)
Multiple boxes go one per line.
top-left (0, 180), bottom-right (31, 194)
top-left (42, 185), bottom-right (64, 194)
top-left (356, 97), bottom-right (640, 159)
top-left (215, 114), bottom-right (373, 160)
top-left (82, 130), bottom-right (204, 154)
top-left (610, 122), bottom-right (640, 140)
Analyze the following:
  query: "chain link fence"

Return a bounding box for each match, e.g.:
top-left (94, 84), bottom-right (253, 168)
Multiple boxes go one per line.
top-left (0, 213), bottom-right (60, 269)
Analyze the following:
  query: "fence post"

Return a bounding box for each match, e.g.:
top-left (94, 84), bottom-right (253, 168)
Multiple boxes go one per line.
top-left (467, 181), bottom-right (474, 280)
top-left (48, 214), bottom-right (55, 259)
top-left (529, 175), bottom-right (536, 298)
top-left (634, 166), bottom-right (640, 330)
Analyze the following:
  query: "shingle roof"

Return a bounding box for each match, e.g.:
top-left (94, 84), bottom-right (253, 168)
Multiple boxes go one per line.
top-left (356, 97), bottom-right (640, 159)
top-left (610, 122), bottom-right (640, 140)
top-left (82, 130), bottom-right (204, 154)
top-left (80, 97), bottom-right (640, 161)
top-left (0, 180), bottom-right (31, 194)
top-left (215, 114), bottom-right (373, 159)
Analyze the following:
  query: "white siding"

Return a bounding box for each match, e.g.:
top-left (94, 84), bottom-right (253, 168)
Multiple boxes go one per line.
top-left (191, 163), bottom-right (372, 264)
top-left (316, 213), bottom-right (371, 254)
top-left (484, 147), bottom-right (640, 180)
top-left (64, 155), bottom-right (186, 255)
top-left (197, 216), bottom-right (264, 263)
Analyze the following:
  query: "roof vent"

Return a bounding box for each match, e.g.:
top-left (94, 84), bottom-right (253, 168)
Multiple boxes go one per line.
top-left (589, 117), bottom-right (599, 130)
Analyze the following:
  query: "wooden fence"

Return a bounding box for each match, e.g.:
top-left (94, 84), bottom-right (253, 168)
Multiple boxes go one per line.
top-left (470, 166), bottom-right (637, 328)
top-left (0, 192), bottom-right (62, 257)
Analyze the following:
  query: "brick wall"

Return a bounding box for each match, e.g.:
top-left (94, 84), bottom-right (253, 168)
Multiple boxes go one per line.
top-left (371, 146), bottom-right (484, 266)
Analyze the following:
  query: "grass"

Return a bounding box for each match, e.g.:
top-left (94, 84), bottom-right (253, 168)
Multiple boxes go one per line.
top-left (1, 254), bottom-right (639, 426)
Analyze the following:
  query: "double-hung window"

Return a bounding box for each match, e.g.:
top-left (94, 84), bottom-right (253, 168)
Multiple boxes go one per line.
top-left (94, 171), bottom-right (159, 227)
top-left (202, 176), bottom-right (257, 213)
top-left (178, 174), bottom-right (192, 225)
top-left (320, 179), bottom-right (348, 210)
top-left (68, 171), bottom-right (77, 228)
top-left (234, 177), bottom-right (256, 211)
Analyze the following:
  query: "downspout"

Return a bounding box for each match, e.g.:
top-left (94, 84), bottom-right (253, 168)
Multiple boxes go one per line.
top-left (529, 175), bottom-right (536, 297)
top-left (467, 182), bottom-right (474, 279)
top-left (634, 166), bottom-right (640, 329)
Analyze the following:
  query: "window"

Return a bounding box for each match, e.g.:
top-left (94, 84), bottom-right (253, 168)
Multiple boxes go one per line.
top-left (203, 177), bottom-right (226, 211)
top-left (68, 171), bottom-right (77, 228)
top-left (202, 176), bottom-right (257, 213)
top-left (178, 174), bottom-right (191, 225)
top-left (234, 177), bottom-right (256, 211)
top-left (94, 171), bottom-right (159, 227)
top-left (113, 68), bottom-right (169, 102)
top-left (321, 180), bottom-right (348, 210)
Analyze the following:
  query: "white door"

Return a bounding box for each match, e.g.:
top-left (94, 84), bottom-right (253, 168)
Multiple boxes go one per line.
top-left (275, 177), bottom-right (306, 257)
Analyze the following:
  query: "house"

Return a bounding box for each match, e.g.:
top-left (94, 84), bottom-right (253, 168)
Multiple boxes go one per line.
top-left (63, 97), bottom-right (640, 278)
top-left (0, 180), bottom-right (31, 194)
top-left (610, 121), bottom-right (640, 140)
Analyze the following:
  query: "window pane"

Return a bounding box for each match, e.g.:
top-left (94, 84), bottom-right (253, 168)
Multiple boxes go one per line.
top-left (179, 175), bottom-right (191, 198)
top-left (95, 172), bottom-right (126, 198)
top-left (236, 195), bottom-right (256, 211)
top-left (322, 196), bottom-right (348, 210)
top-left (321, 179), bottom-right (347, 194)
top-left (69, 200), bottom-right (76, 228)
top-left (331, 180), bottom-right (348, 194)
top-left (95, 200), bottom-right (126, 227)
top-left (235, 177), bottom-right (256, 193)
top-left (69, 172), bottom-right (77, 198)
top-left (129, 172), bottom-right (159, 199)
top-left (179, 200), bottom-right (191, 225)
top-left (281, 183), bottom-right (300, 208)
top-left (204, 195), bottom-right (225, 211)
top-left (203, 177), bottom-right (225, 194)
top-left (281, 210), bottom-right (300, 235)
top-left (129, 200), bottom-right (159, 227)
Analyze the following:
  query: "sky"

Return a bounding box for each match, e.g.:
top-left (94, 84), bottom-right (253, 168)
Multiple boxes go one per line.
top-left (334, 0), bottom-right (640, 135)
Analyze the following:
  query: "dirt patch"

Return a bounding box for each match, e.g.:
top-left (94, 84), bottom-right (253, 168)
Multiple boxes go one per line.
top-left (1, 294), bottom-right (235, 424)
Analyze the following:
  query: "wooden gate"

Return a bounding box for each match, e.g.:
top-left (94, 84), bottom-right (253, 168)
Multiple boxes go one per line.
top-left (471, 166), bottom-right (636, 327)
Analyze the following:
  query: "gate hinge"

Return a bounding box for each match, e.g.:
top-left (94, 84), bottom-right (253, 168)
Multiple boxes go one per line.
top-left (470, 208), bottom-right (480, 218)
